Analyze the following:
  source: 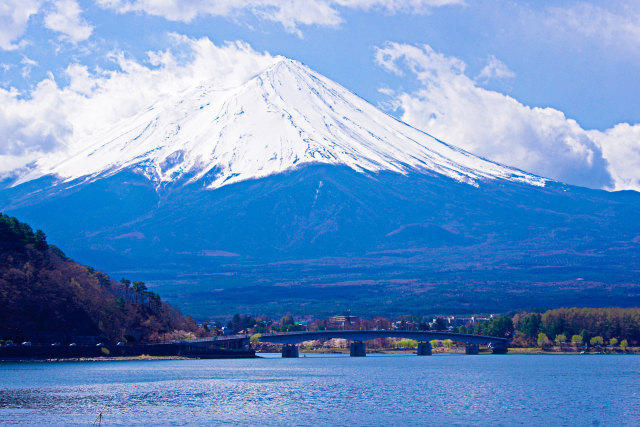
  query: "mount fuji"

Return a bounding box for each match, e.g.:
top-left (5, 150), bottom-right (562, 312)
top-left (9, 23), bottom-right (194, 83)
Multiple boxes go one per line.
top-left (18, 59), bottom-right (544, 189)
top-left (2, 59), bottom-right (640, 318)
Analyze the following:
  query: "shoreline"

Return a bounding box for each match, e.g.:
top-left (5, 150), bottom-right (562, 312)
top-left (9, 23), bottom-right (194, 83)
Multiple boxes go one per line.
top-left (291, 347), bottom-right (638, 356)
top-left (0, 355), bottom-right (193, 363)
top-left (2, 348), bottom-right (637, 362)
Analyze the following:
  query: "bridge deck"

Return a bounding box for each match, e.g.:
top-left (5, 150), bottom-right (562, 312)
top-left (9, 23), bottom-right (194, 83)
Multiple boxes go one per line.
top-left (257, 330), bottom-right (508, 345)
top-left (169, 330), bottom-right (509, 347)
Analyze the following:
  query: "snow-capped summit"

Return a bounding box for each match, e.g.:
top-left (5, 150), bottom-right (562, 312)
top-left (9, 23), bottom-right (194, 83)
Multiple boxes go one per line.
top-left (21, 58), bottom-right (545, 189)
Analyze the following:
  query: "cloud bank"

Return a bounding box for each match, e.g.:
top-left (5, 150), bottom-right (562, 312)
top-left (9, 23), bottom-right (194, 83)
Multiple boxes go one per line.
top-left (375, 42), bottom-right (640, 191)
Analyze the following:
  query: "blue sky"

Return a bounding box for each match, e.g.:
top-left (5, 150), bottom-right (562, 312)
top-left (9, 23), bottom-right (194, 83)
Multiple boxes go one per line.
top-left (1, 0), bottom-right (639, 190)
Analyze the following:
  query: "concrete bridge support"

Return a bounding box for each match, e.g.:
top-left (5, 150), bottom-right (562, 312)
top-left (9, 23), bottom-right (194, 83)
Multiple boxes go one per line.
top-left (350, 341), bottom-right (366, 357)
top-left (490, 341), bottom-right (509, 354)
top-left (465, 344), bottom-right (479, 355)
top-left (417, 342), bottom-right (432, 356)
top-left (282, 344), bottom-right (299, 358)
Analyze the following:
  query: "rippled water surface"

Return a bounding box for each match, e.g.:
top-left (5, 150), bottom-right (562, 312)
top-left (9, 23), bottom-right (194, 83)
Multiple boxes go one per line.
top-left (1, 354), bottom-right (639, 425)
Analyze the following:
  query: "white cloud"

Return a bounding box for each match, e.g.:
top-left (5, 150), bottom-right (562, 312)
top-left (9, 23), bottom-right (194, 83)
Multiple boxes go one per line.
top-left (0, 79), bottom-right (72, 157)
top-left (374, 42), bottom-right (640, 191)
top-left (544, 2), bottom-right (640, 51)
top-left (0, 36), bottom-right (280, 175)
top-left (589, 124), bottom-right (640, 191)
top-left (95, 0), bottom-right (464, 33)
top-left (334, 0), bottom-right (465, 13)
top-left (20, 55), bottom-right (38, 78)
top-left (475, 55), bottom-right (514, 82)
top-left (0, 0), bottom-right (42, 50)
top-left (44, 0), bottom-right (93, 43)
top-left (0, 0), bottom-right (94, 50)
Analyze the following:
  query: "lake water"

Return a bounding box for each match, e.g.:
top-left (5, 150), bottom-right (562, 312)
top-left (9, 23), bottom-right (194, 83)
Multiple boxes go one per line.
top-left (0, 354), bottom-right (638, 426)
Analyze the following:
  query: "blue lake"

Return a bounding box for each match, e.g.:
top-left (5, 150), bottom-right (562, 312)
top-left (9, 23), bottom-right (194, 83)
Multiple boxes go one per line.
top-left (1, 354), bottom-right (639, 425)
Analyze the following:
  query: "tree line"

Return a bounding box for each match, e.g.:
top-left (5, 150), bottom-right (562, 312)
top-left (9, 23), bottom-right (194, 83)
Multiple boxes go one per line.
top-left (0, 212), bottom-right (202, 343)
top-left (213, 307), bottom-right (639, 349)
top-left (510, 307), bottom-right (639, 347)
top-left (1, 213), bottom-right (49, 251)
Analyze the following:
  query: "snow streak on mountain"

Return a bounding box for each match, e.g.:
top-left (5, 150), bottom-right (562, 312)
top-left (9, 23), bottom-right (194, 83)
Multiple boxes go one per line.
top-left (20, 59), bottom-right (545, 189)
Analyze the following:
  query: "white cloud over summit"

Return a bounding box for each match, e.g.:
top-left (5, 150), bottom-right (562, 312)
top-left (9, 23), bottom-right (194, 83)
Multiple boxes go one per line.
top-left (0, 37), bottom-right (280, 174)
top-left (375, 42), bottom-right (640, 191)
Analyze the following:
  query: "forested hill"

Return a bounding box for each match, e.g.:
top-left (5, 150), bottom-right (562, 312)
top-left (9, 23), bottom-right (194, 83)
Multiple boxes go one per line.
top-left (0, 213), bottom-right (200, 343)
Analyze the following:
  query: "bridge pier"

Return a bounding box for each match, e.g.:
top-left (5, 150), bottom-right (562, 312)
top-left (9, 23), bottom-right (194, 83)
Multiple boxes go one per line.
top-left (350, 341), bottom-right (366, 357)
top-left (465, 344), bottom-right (479, 355)
top-left (281, 344), bottom-right (299, 358)
top-left (490, 341), bottom-right (509, 354)
top-left (417, 342), bottom-right (432, 356)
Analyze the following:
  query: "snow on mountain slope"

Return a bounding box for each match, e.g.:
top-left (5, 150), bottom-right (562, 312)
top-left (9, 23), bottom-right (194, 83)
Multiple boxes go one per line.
top-left (20, 59), bottom-right (546, 189)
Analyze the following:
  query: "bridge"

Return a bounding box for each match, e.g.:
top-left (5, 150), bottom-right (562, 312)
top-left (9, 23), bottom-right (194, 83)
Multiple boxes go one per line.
top-left (170, 330), bottom-right (509, 358)
top-left (258, 330), bottom-right (509, 357)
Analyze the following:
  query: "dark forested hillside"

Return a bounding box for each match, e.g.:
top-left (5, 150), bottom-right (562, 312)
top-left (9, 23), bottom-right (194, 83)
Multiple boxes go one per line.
top-left (0, 213), bottom-right (200, 343)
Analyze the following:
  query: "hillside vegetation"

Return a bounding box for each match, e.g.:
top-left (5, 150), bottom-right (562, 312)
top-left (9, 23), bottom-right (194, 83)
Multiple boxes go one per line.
top-left (0, 213), bottom-right (200, 343)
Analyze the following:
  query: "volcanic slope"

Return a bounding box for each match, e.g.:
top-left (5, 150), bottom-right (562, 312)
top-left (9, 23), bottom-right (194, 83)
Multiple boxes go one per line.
top-left (2, 59), bottom-right (640, 317)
